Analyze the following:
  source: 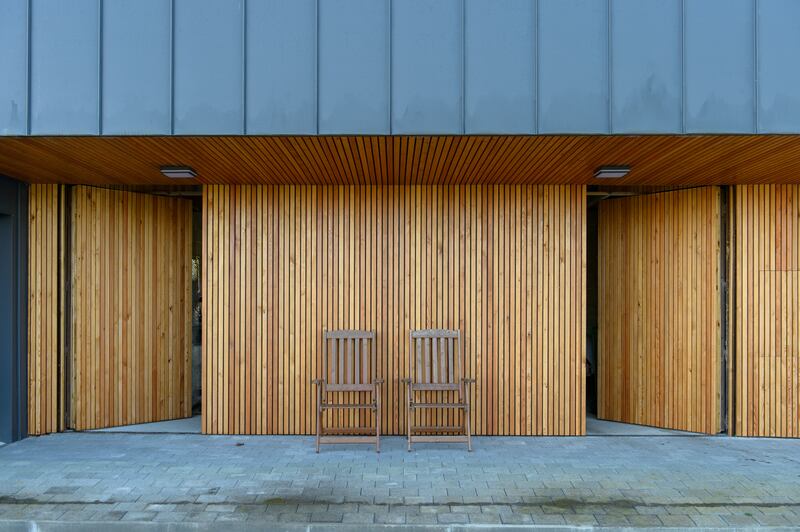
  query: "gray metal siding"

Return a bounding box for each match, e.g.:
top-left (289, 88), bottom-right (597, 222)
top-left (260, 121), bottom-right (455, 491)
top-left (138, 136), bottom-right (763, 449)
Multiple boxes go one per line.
top-left (757, 0), bottom-right (800, 133)
top-left (319, 0), bottom-right (390, 134)
top-left (102, 0), bottom-right (171, 134)
top-left (30, 0), bottom-right (100, 135)
top-left (392, 0), bottom-right (463, 134)
top-left (246, 0), bottom-right (316, 134)
top-left (685, 0), bottom-right (755, 133)
top-left (0, 0), bottom-right (28, 135)
top-left (2, 0), bottom-right (798, 136)
top-left (465, 0), bottom-right (535, 134)
top-left (610, 0), bottom-right (682, 133)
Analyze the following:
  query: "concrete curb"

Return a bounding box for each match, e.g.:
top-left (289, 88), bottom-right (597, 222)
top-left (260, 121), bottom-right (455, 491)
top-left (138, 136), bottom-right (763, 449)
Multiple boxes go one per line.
top-left (0, 522), bottom-right (798, 532)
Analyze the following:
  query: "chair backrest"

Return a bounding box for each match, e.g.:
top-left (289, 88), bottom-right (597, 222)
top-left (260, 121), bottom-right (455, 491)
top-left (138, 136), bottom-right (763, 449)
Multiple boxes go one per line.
top-left (408, 329), bottom-right (462, 386)
top-left (322, 330), bottom-right (376, 390)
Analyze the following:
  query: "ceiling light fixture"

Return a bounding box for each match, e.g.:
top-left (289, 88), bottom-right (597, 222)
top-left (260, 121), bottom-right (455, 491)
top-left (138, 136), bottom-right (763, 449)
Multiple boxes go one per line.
top-left (594, 166), bottom-right (630, 179)
top-left (160, 166), bottom-right (197, 179)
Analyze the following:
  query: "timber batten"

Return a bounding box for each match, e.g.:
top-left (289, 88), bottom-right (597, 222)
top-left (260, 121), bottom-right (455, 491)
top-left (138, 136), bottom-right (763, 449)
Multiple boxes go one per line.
top-left (202, 185), bottom-right (586, 436)
top-left (733, 185), bottom-right (800, 438)
top-left (27, 184), bottom-right (65, 435)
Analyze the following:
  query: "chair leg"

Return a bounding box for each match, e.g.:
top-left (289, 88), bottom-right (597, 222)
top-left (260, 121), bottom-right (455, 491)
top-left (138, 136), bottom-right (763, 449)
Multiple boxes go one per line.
top-left (375, 391), bottom-right (381, 454)
top-left (315, 388), bottom-right (321, 454)
top-left (465, 404), bottom-right (472, 452)
top-left (406, 386), bottom-right (412, 452)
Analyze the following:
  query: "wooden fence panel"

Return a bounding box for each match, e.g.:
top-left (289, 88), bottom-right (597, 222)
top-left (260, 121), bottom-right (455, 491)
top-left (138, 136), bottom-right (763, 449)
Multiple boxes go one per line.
top-left (202, 185), bottom-right (586, 435)
top-left (70, 186), bottom-right (192, 430)
top-left (27, 184), bottom-right (65, 435)
top-left (598, 187), bottom-right (722, 434)
top-left (733, 185), bottom-right (800, 437)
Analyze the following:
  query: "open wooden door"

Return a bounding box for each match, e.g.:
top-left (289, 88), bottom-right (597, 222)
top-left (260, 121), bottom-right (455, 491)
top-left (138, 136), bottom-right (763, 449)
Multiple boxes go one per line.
top-left (597, 187), bottom-right (723, 434)
top-left (69, 186), bottom-right (192, 430)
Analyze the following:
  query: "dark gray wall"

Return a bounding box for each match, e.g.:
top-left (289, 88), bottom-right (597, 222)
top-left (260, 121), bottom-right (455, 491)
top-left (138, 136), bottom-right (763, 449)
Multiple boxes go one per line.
top-left (2, 0), bottom-right (800, 136)
top-left (0, 175), bottom-right (27, 443)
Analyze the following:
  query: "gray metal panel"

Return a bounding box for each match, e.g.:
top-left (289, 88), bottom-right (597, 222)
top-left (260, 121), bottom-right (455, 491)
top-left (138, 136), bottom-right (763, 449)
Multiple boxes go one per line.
top-left (0, 0), bottom-right (28, 135)
top-left (102, 0), bottom-right (171, 135)
top-left (392, 0), bottom-right (463, 134)
top-left (30, 0), bottom-right (99, 135)
top-left (685, 0), bottom-right (755, 133)
top-left (318, 0), bottom-right (389, 135)
top-left (611, 0), bottom-right (682, 133)
top-left (246, 0), bottom-right (316, 134)
top-left (174, 0), bottom-right (243, 134)
top-left (539, 0), bottom-right (609, 134)
top-left (465, 0), bottom-right (535, 134)
top-left (757, 0), bottom-right (800, 133)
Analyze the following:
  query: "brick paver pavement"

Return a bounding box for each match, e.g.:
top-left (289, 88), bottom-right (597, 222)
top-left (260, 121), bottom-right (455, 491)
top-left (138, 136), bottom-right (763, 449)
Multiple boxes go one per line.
top-left (1, 432), bottom-right (799, 528)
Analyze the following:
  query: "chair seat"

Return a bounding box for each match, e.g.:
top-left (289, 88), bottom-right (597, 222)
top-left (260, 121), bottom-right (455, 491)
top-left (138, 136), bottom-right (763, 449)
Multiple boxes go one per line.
top-left (410, 402), bottom-right (466, 409)
top-left (325, 383), bottom-right (375, 392)
top-left (411, 383), bottom-right (461, 391)
top-left (321, 402), bottom-right (376, 409)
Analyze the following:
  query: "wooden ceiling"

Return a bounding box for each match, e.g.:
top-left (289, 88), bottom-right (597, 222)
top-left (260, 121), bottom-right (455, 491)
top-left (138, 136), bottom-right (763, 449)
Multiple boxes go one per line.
top-left (1, 135), bottom-right (799, 186)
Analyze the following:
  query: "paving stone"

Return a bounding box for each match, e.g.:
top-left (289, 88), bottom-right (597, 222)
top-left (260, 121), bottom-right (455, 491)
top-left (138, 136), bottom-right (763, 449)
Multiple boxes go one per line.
top-left (120, 511), bottom-right (157, 522)
top-left (342, 511), bottom-right (374, 524)
top-left (1, 432), bottom-right (799, 528)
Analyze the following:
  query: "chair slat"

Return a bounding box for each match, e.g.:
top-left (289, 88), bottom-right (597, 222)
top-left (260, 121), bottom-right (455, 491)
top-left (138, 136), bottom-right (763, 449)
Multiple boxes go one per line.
top-left (331, 337), bottom-right (338, 384)
top-left (354, 336), bottom-right (360, 384)
top-left (448, 337), bottom-right (454, 383)
top-left (432, 337), bottom-right (439, 383)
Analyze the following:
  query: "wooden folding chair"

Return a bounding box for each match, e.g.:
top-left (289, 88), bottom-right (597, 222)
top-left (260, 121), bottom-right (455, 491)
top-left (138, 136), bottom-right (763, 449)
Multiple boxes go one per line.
top-left (313, 330), bottom-right (383, 453)
top-left (403, 329), bottom-right (474, 451)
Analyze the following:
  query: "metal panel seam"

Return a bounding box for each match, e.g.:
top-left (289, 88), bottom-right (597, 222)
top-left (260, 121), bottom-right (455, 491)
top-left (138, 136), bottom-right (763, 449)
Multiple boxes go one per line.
top-left (98, 0), bottom-right (103, 135)
top-left (681, 0), bottom-right (686, 134)
top-left (388, 0), bottom-right (393, 135)
top-left (170, 0), bottom-right (175, 135)
top-left (534, 0), bottom-right (539, 134)
top-left (753, 0), bottom-right (759, 133)
top-left (315, 0), bottom-right (319, 135)
top-left (242, 0), bottom-right (247, 134)
top-left (26, 0), bottom-right (32, 135)
top-left (461, 0), bottom-right (465, 135)
top-left (606, 0), bottom-right (612, 133)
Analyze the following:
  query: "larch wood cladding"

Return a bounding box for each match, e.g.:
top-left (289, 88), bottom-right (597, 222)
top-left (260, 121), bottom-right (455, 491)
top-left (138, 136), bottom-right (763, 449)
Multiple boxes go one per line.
top-left (4, 135), bottom-right (800, 187)
top-left (27, 184), bottom-right (65, 435)
top-left (598, 188), bottom-right (722, 434)
top-left (732, 185), bottom-right (800, 437)
top-left (70, 186), bottom-right (192, 430)
top-left (202, 185), bottom-right (586, 435)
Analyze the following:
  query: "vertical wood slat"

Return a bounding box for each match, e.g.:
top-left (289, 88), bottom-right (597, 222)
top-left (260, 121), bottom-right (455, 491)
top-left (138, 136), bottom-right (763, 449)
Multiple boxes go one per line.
top-left (69, 186), bottom-right (192, 431)
top-left (27, 184), bottom-right (65, 435)
top-left (734, 185), bottom-right (800, 438)
top-left (202, 185), bottom-right (586, 435)
top-left (597, 187), bottom-right (722, 434)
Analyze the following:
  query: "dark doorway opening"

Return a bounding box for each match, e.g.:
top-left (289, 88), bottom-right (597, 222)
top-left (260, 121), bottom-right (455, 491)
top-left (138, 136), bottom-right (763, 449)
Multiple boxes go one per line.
top-left (0, 215), bottom-right (13, 443)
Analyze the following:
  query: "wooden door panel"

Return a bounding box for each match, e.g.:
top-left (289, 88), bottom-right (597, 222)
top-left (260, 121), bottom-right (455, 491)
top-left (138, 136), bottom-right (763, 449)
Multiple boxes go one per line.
top-left (70, 186), bottom-right (192, 430)
top-left (598, 187), bottom-right (722, 434)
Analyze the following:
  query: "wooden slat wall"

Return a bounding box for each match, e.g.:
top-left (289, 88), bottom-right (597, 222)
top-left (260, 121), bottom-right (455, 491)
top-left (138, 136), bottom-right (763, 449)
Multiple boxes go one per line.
top-left (733, 185), bottom-right (800, 437)
top-left (70, 186), bottom-right (192, 430)
top-left (598, 188), bottom-right (722, 434)
top-left (27, 184), bottom-right (65, 435)
top-left (202, 185), bottom-right (586, 435)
